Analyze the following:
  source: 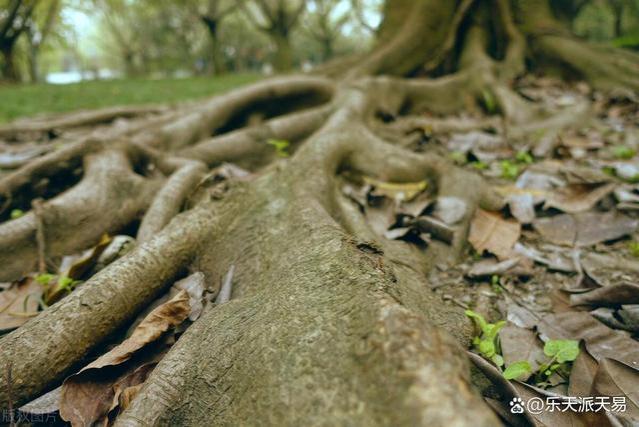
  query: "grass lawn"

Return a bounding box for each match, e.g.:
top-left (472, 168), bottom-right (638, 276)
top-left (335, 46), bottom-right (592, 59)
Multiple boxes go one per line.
top-left (0, 73), bottom-right (261, 123)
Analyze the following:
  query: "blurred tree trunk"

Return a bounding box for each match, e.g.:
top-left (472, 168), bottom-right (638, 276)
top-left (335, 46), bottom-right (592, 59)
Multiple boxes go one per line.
top-left (242, 1), bottom-right (305, 72)
top-left (0, 43), bottom-right (19, 82)
top-left (25, 0), bottom-right (60, 83)
top-left (0, 0), bottom-right (36, 82)
top-left (273, 31), bottom-right (293, 71)
top-left (610, 0), bottom-right (624, 37)
top-left (201, 16), bottom-right (226, 75)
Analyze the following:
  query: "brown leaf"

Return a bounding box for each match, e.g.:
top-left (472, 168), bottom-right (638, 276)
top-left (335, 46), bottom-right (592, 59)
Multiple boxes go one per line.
top-left (544, 183), bottom-right (616, 213)
top-left (589, 358), bottom-right (639, 421)
top-left (173, 272), bottom-right (206, 321)
top-left (499, 325), bottom-right (546, 377)
top-left (536, 312), bottom-right (639, 370)
top-left (568, 342), bottom-right (598, 397)
top-left (0, 277), bottom-right (41, 331)
top-left (107, 363), bottom-right (156, 421)
top-left (60, 291), bottom-right (189, 426)
top-left (467, 258), bottom-right (520, 278)
top-left (64, 233), bottom-right (112, 280)
top-left (468, 351), bottom-right (610, 427)
top-left (533, 212), bottom-right (638, 247)
top-left (468, 209), bottom-right (521, 259)
top-left (87, 290), bottom-right (189, 370)
top-left (570, 282), bottom-right (639, 307)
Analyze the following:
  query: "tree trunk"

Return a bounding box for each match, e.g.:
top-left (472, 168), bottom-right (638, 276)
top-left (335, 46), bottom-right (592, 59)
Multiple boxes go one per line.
top-left (0, 43), bottom-right (19, 82)
top-left (27, 44), bottom-right (39, 83)
top-left (272, 32), bottom-right (294, 72)
top-left (0, 0), bottom-right (638, 425)
top-left (202, 16), bottom-right (227, 75)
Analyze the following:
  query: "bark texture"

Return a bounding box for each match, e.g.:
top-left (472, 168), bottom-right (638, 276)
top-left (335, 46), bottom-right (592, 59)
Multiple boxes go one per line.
top-left (0, 0), bottom-right (637, 425)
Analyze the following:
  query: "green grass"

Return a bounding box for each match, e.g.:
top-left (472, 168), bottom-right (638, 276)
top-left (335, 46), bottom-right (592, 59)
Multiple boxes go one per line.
top-left (0, 73), bottom-right (261, 123)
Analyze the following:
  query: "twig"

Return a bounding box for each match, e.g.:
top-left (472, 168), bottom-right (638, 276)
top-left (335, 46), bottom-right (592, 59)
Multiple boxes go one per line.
top-left (31, 198), bottom-right (46, 273)
top-left (5, 362), bottom-right (15, 427)
top-left (215, 265), bottom-right (235, 304)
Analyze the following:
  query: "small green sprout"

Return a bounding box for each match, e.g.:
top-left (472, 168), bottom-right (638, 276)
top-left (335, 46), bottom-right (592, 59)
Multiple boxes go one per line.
top-left (503, 361), bottom-right (532, 380)
top-left (613, 146), bottom-right (636, 160)
top-left (35, 273), bottom-right (56, 285)
top-left (629, 241), bottom-right (639, 258)
top-left (10, 209), bottom-right (24, 219)
top-left (491, 275), bottom-right (502, 294)
top-left (471, 161), bottom-right (488, 170)
top-left (500, 160), bottom-right (520, 180)
top-left (266, 138), bottom-right (290, 157)
top-left (465, 310), bottom-right (506, 367)
top-left (515, 151), bottom-right (534, 164)
top-left (532, 339), bottom-right (579, 384)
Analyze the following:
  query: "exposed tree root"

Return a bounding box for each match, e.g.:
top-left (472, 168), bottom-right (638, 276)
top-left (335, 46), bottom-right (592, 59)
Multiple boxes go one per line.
top-left (0, 105), bottom-right (169, 141)
top-left (0, 145), bottom-right (161, 281)
top-left (0, 0), bottom-right (637, 424)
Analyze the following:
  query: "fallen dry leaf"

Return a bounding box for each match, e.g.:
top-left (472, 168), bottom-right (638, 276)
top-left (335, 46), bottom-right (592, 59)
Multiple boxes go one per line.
top-left (499, 325), bottom-right (546, 378)
top-left (0, 277), bottom-right (41, 331)
top-left (467, 258), bottom-right (520, 278)
top-left (468, 351), bottom-right (610, 427)
top-left (568, 342), bottom-right (598, 397)
top-left (63, 233), bottom-right (113, 280)
top-left (544, 183), bottom-right (615, 213)
top-left (173, 272), bottom-right (206, 321)
top-left (468, 209), bottom-right (521, 259)
top-left (363, 176), bottom-right (428, 202)
top-left (60, 290), bottom-right (190, 426)
top-left (570, 282), bottom-right (639, 307)
top-left (536, 312), bottom-right (639, 370)
top-left (589, 358), bottom-right (639, 420)
top-left (107, 362), bottom-right (156, 421)
top-left (533, 212), bottom-right (638, 247)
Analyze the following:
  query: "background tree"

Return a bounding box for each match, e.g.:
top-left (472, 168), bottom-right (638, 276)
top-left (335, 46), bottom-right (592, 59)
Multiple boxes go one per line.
top-left (192, 0), bottom-right (238, 74)
top-left (0, 0), bottom-right (35, 81)
top-left (304, 0), bottom-right (351, 61)
top-left (24, 0), bottom-right (61, 82)
top-left (242, 0), bottom-right (305, 71)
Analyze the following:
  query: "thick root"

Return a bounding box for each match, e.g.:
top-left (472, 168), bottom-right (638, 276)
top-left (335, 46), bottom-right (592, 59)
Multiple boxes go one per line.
top-left (0, 147), bottom-right (160, 281)
top-left (0, 201), bottom-right (217, 408)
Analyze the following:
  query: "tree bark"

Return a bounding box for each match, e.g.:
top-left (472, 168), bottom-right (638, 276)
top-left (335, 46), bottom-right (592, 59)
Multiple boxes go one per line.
top-left (0, 43), bottom-right (19, 82)
top-left (201, 16), bottom-right (227, 75)
top-left (0, 0), bottom-right (637, 425)
top-left (272, 32), bottom-right (294, 72)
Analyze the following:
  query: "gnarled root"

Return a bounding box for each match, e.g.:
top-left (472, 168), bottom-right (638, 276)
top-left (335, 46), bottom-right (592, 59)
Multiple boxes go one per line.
top-left (0, 145), bottom-right (162, 281)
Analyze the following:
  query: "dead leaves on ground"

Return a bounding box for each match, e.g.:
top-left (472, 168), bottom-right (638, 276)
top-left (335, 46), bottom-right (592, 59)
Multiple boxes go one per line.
top-left (469, 209), bottom-right (521, 259)
top-left (430, 79), bottom-right (639, 425)
top-left (0, 277), bottom-right (41, 331)
top-left (59, 290), bottom-right (191, 426)
top-left (55, 270), bottom-right (222, 426)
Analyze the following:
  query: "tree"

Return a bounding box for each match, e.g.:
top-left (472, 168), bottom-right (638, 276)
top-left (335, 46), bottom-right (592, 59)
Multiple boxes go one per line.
top-left (0, 0), bottom-right (638, 425)
top-left (24, 0), bottom-right (61, 82)
top-left (94, 0), bottom-right (153, 76)
top-left (193, 0), bottom-right (238, 74)
top-left (0, 0), bottom-right (36, 81)
top-left (242, 0), bottom-right (305, 71)
top-left (304, 0), bottom-right (351, 61)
